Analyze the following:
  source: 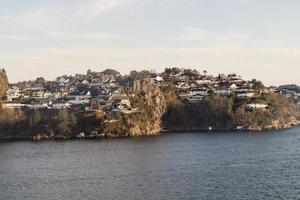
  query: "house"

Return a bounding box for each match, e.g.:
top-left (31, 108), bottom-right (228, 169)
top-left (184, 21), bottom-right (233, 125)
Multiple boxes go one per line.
top-left (52, 103), bottom-right (70, 109)
top-left (90, 98), bottom-right (102, 110)
top-left (27, 103), bottom-right (48, 109)
top-left (178, 93), bottom-right (189, 102)
top-left (68, 99), bottom-right (90, 105)
top-left (6, 86), bottom-right (21, 101)
top-left (229, 84), bottom-right (237, 90)
top-left (43, 92), bottom-right (52, 99)
top-left (247, 103), bottom-right (268, 109)
top-left (236, 88), bottom-right (256, 98)
top-left (81, 80), bottom-right (90, 85)
top-left (32, 90), bottom-right (45, 99)
top-left (118, 99), bottom-right (131, 108)
top-left (85, 107), bottom-right (93, 111)
top-left (227, 74), bottom-right (243, 83)
top-left (155, 76), bottom-right (163, 82)
top-left (237, 93), bottom-right (255, 98)
top-left (196, 79), bottom-right (211, 85)
top-left (268, 86), bottom-right (279, 93)
top-left (214, 88), bottom-right (231, 96)
top-left (2, 103), bottom-right (27, 109)
top-left (111, 98), bottom-right (132, 113)
top-left (187, 95), bottom-right (204, 103)
top-left (189, 89), bottom-right (209, 96)
top-left (175, 81), bottom-right (190, 89)
top-left (293, 93), bottom-right (300, 100)
top-left (56, 76), bottom-right (70, 87)
top-left (85, 91), bottom-right (92, 99)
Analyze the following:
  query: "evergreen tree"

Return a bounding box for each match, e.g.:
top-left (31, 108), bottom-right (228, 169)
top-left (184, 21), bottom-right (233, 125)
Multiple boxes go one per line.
top-left (33, 110), bottom-right (41, 125)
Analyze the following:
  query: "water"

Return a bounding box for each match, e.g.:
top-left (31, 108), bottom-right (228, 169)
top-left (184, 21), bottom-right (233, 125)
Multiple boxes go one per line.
top-left (1, 128), bottom-right (300, 200)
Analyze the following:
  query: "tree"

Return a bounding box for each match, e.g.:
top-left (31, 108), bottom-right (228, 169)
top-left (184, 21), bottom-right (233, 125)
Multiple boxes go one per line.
top-left (35, 77), bottom-right (46, 86)
top-left (87, 69), bottom-right (92, 75)
top-left (57, 122), bottom-right (70, 135)
top-left (28, 117), bottom-right (33, 128)
top-left (58, 110), bottom-right (68, 123)
top-left (102, 69), bottom-right (120, 76)
top-left (225, 100), bottom-right (233, 115)
top-left (279, 84), bottom-right (300, 93)
top-left (70, 113), bottom-right (77, 126)
top-left (251, 79), bottom-right (264, 91)
top-left (33, 110), bottom-right (41, 125)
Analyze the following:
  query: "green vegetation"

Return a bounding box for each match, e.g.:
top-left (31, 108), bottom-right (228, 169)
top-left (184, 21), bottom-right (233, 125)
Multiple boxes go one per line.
top-left (279, 84), bottom-right (300, 92)
top-left (163, 95), bottom-right (234, 130)
top-left (0, 108), bottom-right (79, 139)
top-left (162, 93), bottom-right (300, 131)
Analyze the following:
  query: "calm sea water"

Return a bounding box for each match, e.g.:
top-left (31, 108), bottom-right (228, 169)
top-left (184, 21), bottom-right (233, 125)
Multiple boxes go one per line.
top-left (1, 128), bottom-right (300, 200)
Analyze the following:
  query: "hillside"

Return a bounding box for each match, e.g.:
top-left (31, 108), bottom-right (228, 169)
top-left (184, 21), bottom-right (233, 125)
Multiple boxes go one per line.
top-left (162, 93), bottom-right (300, 131)
top-left (0, 68), bottom-right (300, 140)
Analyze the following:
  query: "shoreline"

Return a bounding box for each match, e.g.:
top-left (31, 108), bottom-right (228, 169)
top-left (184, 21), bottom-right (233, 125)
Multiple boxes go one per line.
top-left (1, 124), bottom-right (299, 142)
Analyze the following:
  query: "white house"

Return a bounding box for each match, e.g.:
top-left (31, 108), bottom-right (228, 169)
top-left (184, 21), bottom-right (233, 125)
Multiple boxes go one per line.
top-left (189, 89), bottom-right (208, 96)
top-left (2, 103), bottom-right (26, 109)
top-left (155, 76), bottom-right (163, 82)
top-left (69, 99), bottom-right (90, 105)
top-left (247, 103), bottom-right (268, 109)
top-left (214, 89), bottom-right (231, 96)
top-left (187, 95), bottom-right (204, 103)
top-left (27, 103), bottom-right (48, 109)
top-left (237, 92), bottom-right (255, 98)
top-left (6, 87), bottom-right (21, 100)
top-left (229, 84), bottom-right (237, 90)
top-left (81, 80), bottom-right (90, 85)
top-left (196, 79), bottom-right (211, 85)
top-left (52, 103), bottom-right (70, 109)
top-left (57, 76), bottom-right (69, 83)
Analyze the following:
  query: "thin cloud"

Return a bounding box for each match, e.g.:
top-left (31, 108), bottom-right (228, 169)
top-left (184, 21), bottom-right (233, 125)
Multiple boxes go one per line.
top-left (43, 30), bottom-right (123, 40)
top-left (78, 32), bottom-right (123, 40)
top-left (216, 31), bottom-right (250, 44)
top-left (0, 34), bottom-right (31, 41)
top-left (240, 0), bottom-right (251, 6)
top-left (44, 30), bottom-right (66, 39)
top-left (177, 27), bottom-right (207, 40)
top-left (73, 0), bottom-right (121, 18)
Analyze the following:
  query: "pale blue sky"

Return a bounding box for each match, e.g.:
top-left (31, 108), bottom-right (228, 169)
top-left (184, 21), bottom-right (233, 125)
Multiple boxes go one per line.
top-left (1, 0), bottom-right (300, 85)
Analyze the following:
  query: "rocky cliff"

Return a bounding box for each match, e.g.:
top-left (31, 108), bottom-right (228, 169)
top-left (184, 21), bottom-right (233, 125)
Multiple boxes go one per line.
top-left (103, 78), bottom-right (167, 137)
top-left (130, 78), bottom-right (166, 135)
top-left (0, 68), bottom-right (9, 97)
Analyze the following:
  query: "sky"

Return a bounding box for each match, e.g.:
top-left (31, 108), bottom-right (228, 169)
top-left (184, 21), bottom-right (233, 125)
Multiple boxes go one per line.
top-left (0, 0), bottom-right (300, 85)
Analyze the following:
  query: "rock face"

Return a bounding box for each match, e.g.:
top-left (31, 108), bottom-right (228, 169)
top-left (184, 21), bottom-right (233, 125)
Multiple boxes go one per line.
top-left (265, 117), bottom-right (300, 130)
top-left (130, 78), bottom-right (166, 135)
top-left (0, 68), bottom-right (9, 97)
top-left (104, 78), bottom-right (167, 137)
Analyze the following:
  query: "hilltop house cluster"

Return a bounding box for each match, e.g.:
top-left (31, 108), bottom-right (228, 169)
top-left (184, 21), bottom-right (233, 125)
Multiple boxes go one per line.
top-left (2, 69), bottom-right (135, 114)
top-left (155, 68), bottom-right (300, 109)
top-left (2, 68), bottom-right (300, 113)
